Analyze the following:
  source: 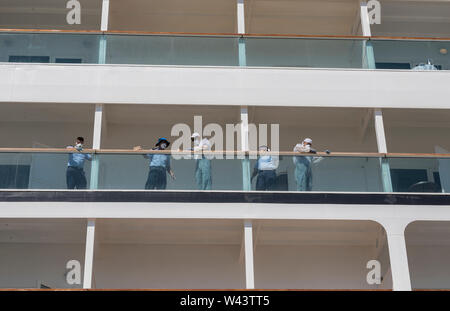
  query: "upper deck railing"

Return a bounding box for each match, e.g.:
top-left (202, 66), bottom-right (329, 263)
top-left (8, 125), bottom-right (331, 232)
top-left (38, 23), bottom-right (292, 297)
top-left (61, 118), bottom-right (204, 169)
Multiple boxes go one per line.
top-left (1, 29), bottom-right (449, 70)
top-left (3, 28), bottom-right (450, 40)
top-left (1, 148), bottom-right (449, 193)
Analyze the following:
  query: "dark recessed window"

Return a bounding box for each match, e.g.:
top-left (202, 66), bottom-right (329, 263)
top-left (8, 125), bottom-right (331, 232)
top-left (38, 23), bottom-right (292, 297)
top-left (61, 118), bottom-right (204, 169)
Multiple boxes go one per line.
top-left (55, 58), bottom-right (83, 63)
top-left (375, 62), bottom-right (411, 69)
top-left (0, 165), bottom-right (30, 189)
top-left (9, 56), bottom-right (50, 63)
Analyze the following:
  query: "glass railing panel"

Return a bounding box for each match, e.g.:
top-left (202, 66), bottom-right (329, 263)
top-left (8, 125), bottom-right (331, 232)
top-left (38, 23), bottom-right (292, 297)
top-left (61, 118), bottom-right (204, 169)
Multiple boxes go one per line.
top-left (0, 152), bottom-right (32, 189)
top-left (3, 32), bottom-right (450, 71)
top-left (0, 151), bottom-right (92, 190)
top-left (96, 153), bottom-right (243, 191)
top-left (3, 150), bottom-right (450, 193)
top-left (371, 40), bottom-right (450, 70)
top-left (244, 38), bottom-right (366, 68)
top-left (0, 33), bottom-right (101, 64)
top-left (387, 157), bottom-right (449, 193)
top-left (105, 35), bottom-right (239, 66)
top-left (249, 154), bottom-right (383, 192)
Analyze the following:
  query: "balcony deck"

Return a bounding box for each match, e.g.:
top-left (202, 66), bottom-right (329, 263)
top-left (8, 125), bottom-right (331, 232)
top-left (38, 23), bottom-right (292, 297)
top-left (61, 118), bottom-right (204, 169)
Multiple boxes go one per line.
top-left (1, 189), bottom-right (450, 205)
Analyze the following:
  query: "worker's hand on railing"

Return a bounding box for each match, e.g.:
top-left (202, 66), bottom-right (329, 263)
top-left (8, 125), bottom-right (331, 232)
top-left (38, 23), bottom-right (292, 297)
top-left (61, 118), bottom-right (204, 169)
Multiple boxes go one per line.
top-left (133, 146), bottom-right (143, 151)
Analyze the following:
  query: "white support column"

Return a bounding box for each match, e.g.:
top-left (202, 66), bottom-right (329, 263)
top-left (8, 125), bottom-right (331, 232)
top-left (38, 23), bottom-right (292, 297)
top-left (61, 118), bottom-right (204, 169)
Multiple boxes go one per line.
top-left (374, 109), bottom-right (387, 153)
top-left (244, 220), bottom-right (255, 289)
top-left (381, 220), bottom-right (412, 291)
top-left (241, 107), bottom-right (251, 191)
top-left (240, 106), bottom-right (249, 152)
top-left (360, 2), bottom-right (376, 69)
top-left (237, 0), bottom-right (245, 34)
top-left (374, 108), bottom-right (393, 192)
top-left (98, 0), bottom-right (109, 64)
top-left (90, 104), bottom-right (103, 189)
top-left (237, 0), bottom-right (246, 66)
top-left (92, 104), bottom-right (103, 150)
top-left (360, 1), bottom-right (372, 37)
top-left (83, 219), bottom-right (96, 289)
top-left (101, 0), bottom-right (110, 32)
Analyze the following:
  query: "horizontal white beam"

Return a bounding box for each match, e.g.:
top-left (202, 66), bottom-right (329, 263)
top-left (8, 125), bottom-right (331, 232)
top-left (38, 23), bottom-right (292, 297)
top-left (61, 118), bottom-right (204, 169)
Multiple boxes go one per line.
top-left (1, 64), bottom-right (450, 109)
top-left (0, 201), bottom-right (448, 225)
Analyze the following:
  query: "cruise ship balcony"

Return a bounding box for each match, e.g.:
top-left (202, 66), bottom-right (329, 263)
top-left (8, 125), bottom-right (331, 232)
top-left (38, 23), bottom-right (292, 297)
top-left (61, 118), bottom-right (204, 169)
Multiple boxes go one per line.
top-left (0, 103), bottom-right (450, 290)
top-left (2, 103), bottom-right (450, 191)
top-left (3, 218), bottom-right (450, 290)
top-left (1, 0), bottom-right (450, 292)
top-left (1, 32), bottom-right (449, 110)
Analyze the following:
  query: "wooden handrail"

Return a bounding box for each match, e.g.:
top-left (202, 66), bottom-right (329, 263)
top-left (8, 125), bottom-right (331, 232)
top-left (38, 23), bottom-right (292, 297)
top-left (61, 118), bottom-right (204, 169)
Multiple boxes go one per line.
top-left (386, 153), bottom-right (450, 158)
top-left (1, 28), bottom-right (450, 41)
top-left (370, 35), bottom-right (450, 41)
top-left (1, 148), bottom-right (450, 158)
top-left (0, 29), bottom-right (103, 35)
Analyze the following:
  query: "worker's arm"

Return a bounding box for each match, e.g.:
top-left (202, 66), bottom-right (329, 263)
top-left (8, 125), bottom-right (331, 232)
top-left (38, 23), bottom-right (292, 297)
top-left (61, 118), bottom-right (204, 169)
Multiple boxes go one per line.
top-left (271, 155), bottom-right (280, 170)
top-left (311, 149), bottom-right (329, 164)
top-left (251, 160), bottom-right (259, 181)
top-left (166, 157), bottom-right (176, 180)
top-left (312, 156), bottom-right (324, 164)
top-left (134, 146), bottom-right (150, 159)
top-left (251, 168), bottom-right (258, 181)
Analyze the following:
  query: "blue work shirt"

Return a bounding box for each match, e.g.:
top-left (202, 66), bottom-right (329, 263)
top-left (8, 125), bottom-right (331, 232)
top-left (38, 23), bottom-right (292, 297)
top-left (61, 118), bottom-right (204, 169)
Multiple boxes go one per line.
top-left (67, 148), bottom-right (92, 169)
top-left (148, 153), bottom-right (171, 170)
top-left (255, 155), bottom-right (277, 171)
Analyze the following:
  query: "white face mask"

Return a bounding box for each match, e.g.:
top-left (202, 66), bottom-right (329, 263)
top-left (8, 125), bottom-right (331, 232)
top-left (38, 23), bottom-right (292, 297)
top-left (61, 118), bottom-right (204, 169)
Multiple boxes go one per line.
top-left (160, 143), bottom-right (168, 149)
top-left (75, 143), bottom-right (83, 148)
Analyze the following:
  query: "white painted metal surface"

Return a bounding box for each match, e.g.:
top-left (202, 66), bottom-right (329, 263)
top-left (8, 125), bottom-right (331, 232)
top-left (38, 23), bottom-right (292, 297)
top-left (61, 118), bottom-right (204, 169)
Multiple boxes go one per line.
top-left (92, 104), bottom-right (103, 150)
top-left (240, 106), bottom-right (249, 151)
top-left (100, 0), bottom-right (110, 32)
top-left (83, 218), bottom-right (96, 289)
top-left (244, 220), bottom-right (255, 289)
top-left (383, 220), bottom-right (412, 291)
top-left (237, 0), bottom-right (245, 34)
top-left (360, 1), bottom-right (372, 37)
top-left (1, 64), bottom-right (450, 109)
top-left (374, 109), bottom-right (388, 153)
top-left (0, 200), bottom-right (447, 225)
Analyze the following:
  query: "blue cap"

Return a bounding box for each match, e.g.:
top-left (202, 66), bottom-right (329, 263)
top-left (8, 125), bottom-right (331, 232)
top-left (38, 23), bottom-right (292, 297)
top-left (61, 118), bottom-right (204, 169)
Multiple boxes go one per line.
top-left (155, 137), bottom-right (170, 147)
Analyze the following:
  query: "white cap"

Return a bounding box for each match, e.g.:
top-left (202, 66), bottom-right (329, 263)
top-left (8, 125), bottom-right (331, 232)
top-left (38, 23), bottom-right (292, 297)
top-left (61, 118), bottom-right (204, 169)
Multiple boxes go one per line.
top-left (191, 132), bottom-right (200, 139)
top-left (303, 138), bottom-right (313, 144)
